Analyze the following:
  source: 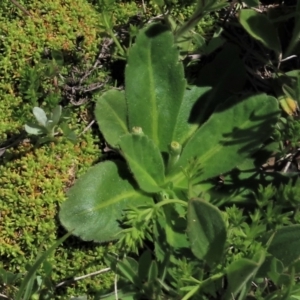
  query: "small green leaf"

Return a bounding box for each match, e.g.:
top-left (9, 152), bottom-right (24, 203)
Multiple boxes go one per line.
top-left (0, 268), bottom-right (22, 285)
top-left (51, 105), bottom-right (62, 126)
top-left (282, 84), bottom-right (297, 101)
top-left (95, 90), bottom-right (128, 147)
top-left (257, 256), bottom-right (284, 279)
top-left (187, 198), bottom-right (226, 267)
top-left (148, 261), bottom-right (158, 282)
top-left (224, 253), bottom-right (265, 299)
top-left (59, 161), bottom-right (153, 242)
top-left (24, 124), bottom-right (44, 135)
top-left (239, 9), bottom-right (281, 55)
top-left (119, 133), bottom-right (165, 193)
top-left (158, 205), bottom-right (189, 249)
top-left (60, 123), bottom-right (77, 143)
top-left (33, 107), bottom-right (47, 127)
top-left (117, 257), bottom-right (140, 287)
top-left (45, 119), bottom-right (56, 132)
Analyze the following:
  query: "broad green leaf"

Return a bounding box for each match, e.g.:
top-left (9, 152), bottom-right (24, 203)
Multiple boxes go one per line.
top-left (59, 161), bottom-right (153, 242)
top-left (172, 86), bottom-right (211, 145)
top-left (95, 90), bottom-right (128, 147)
top-left (187, 198), bottom-right (226, 267)
top-left (126, 23), bottom-right (186, 152)
top-left (168, 94), bottom-right (280, 186)
top-left (239, 9), bottom-right (281, 55)
top-left (262, 225), bottom-right (300, 268)
top-left (119, 133), bottom-right (165, 193)
top-left (195, 44), bottom-right (246, 124)
top-left (224, 252), bottom-right (265, 300)
top-left (33, 107), bottom-right (47, 127)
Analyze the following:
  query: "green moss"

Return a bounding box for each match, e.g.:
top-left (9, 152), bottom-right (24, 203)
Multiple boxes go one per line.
top-left (0, 0), bottom-right (103, 138)
top-left (0, 0), bottom-right (118, 297)
top-left (0, 130), bottom-right (116, 297)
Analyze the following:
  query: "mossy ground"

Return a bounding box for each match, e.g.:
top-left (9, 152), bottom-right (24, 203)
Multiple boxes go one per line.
top-left (0, 0), bottom-right (217, 297)
top-left (0, 0), bottom-right (134, 297)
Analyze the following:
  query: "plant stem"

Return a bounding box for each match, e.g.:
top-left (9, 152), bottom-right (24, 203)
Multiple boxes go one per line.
top-left (102, 14), bottom-right (126, 58)
top-left (155, 198), bottom-right (187, 208)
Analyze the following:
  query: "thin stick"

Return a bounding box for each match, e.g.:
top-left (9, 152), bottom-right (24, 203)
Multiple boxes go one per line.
top-left (56, 267), bottom-right (111, 288)
top-left (281, 55), bottom-right (298, 62)
top-left (0, 292), bottom-right (10, 299)
top-left (78, 119), bottom-right (95, 137)
top-left (282, 160), bottom-right (292, 173)
top-left (9, 0), bottom-right (32, 17)
top-left (114, 273), bottom-right (118, 299)
top-left (141, 0), bottom-right (146, 14)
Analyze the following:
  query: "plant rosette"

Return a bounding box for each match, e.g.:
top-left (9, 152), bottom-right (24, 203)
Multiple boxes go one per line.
top-left (58, 23), bottom-right (292, 299)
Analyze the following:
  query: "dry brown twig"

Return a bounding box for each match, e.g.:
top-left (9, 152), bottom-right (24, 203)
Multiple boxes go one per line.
top-left (9, 0), bottom-right (32, 17)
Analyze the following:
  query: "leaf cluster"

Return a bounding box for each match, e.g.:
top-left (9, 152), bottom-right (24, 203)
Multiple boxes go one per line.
top-left (57, 21), bottom-right (300, 299)
top-left (25, 106), bottom-right (77, 145)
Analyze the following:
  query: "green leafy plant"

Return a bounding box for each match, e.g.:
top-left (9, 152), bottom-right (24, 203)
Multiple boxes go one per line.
top-left (57, 23), bottom-right (298, 299)
top-left (59, 22), bottom-right (279, 242)
top-left (18, 50), bottom-right (66, 108)
top-left (25, 106), bottom-right (76, 145)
